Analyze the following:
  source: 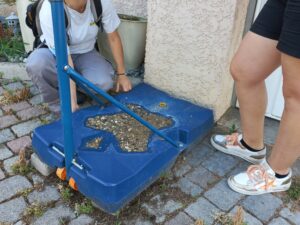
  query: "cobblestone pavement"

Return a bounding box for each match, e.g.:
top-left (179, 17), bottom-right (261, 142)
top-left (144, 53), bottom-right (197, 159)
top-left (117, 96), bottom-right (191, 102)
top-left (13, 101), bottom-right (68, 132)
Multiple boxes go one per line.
top-left (0, 76), bottom-right (299, 225)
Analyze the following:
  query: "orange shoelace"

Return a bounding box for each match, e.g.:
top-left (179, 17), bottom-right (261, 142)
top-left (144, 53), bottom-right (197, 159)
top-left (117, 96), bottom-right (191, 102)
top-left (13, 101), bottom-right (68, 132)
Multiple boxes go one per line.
top-left (225, 133), bottom-right (239, 146)
top-left (247, 165), bottom-right (275, 190)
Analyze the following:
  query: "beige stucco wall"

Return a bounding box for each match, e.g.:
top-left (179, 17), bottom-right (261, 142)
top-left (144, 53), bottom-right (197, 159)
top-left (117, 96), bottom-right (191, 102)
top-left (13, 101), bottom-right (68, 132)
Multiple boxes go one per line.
top-left (144, 0), bottom-right (249, 120)
top-left (112, 0), bottom-right (147, 18)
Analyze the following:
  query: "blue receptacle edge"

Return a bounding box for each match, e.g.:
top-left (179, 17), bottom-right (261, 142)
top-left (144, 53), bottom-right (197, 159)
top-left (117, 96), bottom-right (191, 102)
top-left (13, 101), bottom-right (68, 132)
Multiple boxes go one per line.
top-left (32, 83), bottom-right (214, 213)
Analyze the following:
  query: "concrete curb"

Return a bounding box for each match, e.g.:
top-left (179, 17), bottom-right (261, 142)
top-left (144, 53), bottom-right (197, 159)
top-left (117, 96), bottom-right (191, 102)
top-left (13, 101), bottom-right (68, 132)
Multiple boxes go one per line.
top-left (0, 62), bottom-right (29, 80)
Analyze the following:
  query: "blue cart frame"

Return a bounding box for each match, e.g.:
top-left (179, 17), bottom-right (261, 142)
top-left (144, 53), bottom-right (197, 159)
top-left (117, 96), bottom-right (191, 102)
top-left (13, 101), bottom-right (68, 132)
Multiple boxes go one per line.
top-left (49, 0), bottom-right (179, 177)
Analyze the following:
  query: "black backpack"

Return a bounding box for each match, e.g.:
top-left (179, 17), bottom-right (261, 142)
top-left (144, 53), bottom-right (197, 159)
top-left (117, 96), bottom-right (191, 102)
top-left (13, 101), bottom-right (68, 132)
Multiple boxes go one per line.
top-left (26, 0), bottom-right (103, 50)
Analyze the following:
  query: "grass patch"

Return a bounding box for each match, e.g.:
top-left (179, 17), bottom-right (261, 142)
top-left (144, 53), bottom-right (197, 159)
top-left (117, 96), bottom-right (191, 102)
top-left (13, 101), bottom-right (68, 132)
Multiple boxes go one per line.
top-left (60, 186), bottom-right (74, 202)
top-left (12, 76), bottom-right (21, 82)
top-left (59, 217), bottom-right (70, 225)
top-left (11, 148), bottom-right (34, 176)
top-left (40, 118), bottom-right (50, 125)
top-left (24, 203), bottom-right (45, 218)
top-left (0, 72), bottom-right (4, 79)
top-left (287, 176), bottom-right (300, 201)
top-left (0, 87), bottom-right (32, 105)
top-left (0, 36), bottom-right (26, 62)
top-left (229, 123), bottom-right (238, 134)
top-left (18, 187), bottom-right (34, 197)
top-left (214, 207), bottom-right (247, 225)
top-left (194, 220), bottom-right (205, 225)
top-left (11, 162), bottom-right (34, 175)
top-left (75, 199), bottom-right (94, 215)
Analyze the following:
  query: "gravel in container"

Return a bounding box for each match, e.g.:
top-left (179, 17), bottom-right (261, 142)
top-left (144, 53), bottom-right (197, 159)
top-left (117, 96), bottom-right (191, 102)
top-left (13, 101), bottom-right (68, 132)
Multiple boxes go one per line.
top-left (86, 104), bottom-right (173, 152)
top-left (86, 137), bottom-right (103, 149)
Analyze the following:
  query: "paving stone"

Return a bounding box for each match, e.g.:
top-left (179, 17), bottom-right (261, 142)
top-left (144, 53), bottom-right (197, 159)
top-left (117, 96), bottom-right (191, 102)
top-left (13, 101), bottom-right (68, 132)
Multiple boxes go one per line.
top-left (185, 165), bottom-right (219, 189)
top-left (185, 197), bottom-right (220, 225)
top-left (30, 86), bottom-right (40, 95)
top-left (174, 163), bottom-right (192, 177)
top-left (3, 156), bottom-right (18, 175)
top-left (14, 220), bottom-right (26, 225)
top-left (31, 153), bottom-right (55, 176)
top-left (0, 115), bottom-right (18, 129)
top-left (0, 168), bottom-right (5, 180)
top-left (142, 195), bottom-right (183, 223)
top-left (30, 94), bottom-right (43, 105)
top-left (242, 194), bottom-right (283, 223)
top-left (0, 109), bottom-right (3, 116)
top-left (217, 108), bottom-right (241, 131)
top-left (218, 108), bottom-right (280, 146)
top-left (32, 205), bottom-right (76, 225)
top-left (185, 143), bottom-right (215, 167)
top-left (165, 212), bottom-right (194, 225)
top-left (0, 175), bottom-right (32, 203)
top-left (7, 136), bottom-right (32, 153)
top-left (11, 119), bottom-right (42, 137)
top-left (175, 177), bottom-right (203, 197)
top-left (280, 207), bottom-right (300, 224)
top-left (202, 151), bottom-right (239, 177)
top-left (268, 217), bottom-right (290, 225)
top-left (24, 80), bottom-right (33, 87)
top-left (69, 215), bottom-right (94, 225)
top-left (0, 145), bottom-right (13, 160)
top-left (17, 107), bottom-right (46, 121)
top-left (28, 186), bottom-right (60, 205)
top-left (125, 219), bottom-right (153, 225)
top-left (204, 180), bottom-right (243, 211)
top-left (0, 197), bottom-right (27, 223)
top-left (31, 174), bottom-right (44, 186)
top-left (2, 101), bottom-right (31, 112)
top-left (292, 159), bottom-right (300, 176)
top-left (4, 82), bottom-right (24, 91)
top-left (230, 206), bottom-right (263, 225)
top-left (228, 161), bottom-right (250, 176)
top-left (0, 128), bottom-right (15, 144)
top-left (40, 113), bottom-right (57, 124)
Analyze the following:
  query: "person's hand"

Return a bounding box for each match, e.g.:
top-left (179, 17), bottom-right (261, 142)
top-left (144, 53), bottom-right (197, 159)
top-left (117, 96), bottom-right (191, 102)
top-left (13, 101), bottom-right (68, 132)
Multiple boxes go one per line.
top-left (71, 100), bottom-right (79, 112)
top-left (116, 75), bottom-right (132, 92)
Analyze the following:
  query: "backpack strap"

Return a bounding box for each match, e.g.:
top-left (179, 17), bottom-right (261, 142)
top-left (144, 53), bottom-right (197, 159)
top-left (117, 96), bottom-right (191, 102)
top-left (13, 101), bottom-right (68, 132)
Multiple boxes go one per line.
top-left (35, 0), bottom-right (45, 38)
top-left (90, 0), bottom-right (103, 32)
top-left (35, 0), bottom-right (71, 45)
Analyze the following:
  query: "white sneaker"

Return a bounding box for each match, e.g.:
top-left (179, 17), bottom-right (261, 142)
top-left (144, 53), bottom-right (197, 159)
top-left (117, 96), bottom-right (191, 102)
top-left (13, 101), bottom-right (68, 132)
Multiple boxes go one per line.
top-left (228, 159), bottom-right (292, 195)
top-left (210, 133), bottom-right (266, 164)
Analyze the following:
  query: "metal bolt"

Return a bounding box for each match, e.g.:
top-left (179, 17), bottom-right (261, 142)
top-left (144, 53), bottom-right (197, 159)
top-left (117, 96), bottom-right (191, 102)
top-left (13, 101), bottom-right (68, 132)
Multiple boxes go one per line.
top-left (64, 65), bottom-right (69, 71)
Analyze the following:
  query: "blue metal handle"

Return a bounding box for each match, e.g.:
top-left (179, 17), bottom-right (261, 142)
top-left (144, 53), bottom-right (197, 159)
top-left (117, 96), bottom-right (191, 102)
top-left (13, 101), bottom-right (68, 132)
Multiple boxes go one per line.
top-left (66, 67), bottom-right (179, 148)
top-left (49, 0), bottom-right (74, 175)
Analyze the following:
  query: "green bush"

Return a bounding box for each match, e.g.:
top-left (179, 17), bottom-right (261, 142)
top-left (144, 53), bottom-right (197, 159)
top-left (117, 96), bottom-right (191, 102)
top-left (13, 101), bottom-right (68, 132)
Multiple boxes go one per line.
top-left (0, 35), bottom-right (26, 62)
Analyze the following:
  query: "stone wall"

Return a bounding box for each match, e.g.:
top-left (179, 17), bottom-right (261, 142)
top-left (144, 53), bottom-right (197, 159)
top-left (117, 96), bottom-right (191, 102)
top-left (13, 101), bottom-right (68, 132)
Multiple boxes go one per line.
top-left (144, 0), bottom-right (250, 120)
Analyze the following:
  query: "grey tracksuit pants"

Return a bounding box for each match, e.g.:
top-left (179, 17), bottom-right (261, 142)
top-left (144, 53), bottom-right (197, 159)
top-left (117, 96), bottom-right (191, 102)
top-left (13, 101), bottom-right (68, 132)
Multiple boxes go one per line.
top-left (26, 48), bottom-right (114, 112)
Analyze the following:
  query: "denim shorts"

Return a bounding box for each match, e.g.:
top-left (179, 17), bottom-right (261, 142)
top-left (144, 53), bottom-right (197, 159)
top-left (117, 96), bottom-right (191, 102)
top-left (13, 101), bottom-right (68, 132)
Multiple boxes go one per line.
top-left (251, 0), bottom-right (300, 59)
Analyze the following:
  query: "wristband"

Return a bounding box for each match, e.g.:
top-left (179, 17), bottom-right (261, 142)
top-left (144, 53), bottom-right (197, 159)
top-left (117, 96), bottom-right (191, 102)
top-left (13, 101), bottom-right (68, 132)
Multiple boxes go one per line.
top-left (116, 72), bottom-right (126, 76)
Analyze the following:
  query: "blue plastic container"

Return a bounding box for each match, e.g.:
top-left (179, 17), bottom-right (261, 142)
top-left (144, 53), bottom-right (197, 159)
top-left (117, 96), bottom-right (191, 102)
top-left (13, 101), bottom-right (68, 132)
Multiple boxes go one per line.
top-left (32, 83), bottom-right (213, 213)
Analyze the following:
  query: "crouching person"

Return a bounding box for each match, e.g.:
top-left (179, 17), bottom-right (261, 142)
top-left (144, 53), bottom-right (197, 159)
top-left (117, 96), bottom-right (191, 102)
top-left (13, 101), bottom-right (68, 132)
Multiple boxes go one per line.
top-left (26, 0), bottom-right (132, 113)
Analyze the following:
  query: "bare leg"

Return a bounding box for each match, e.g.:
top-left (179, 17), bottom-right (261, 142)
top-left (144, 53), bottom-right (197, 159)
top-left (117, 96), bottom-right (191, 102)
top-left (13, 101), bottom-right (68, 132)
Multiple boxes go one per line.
top-left (268, 53), bottom-right (300, 174)
top-left (231, 32), bottom-right (281, 149)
